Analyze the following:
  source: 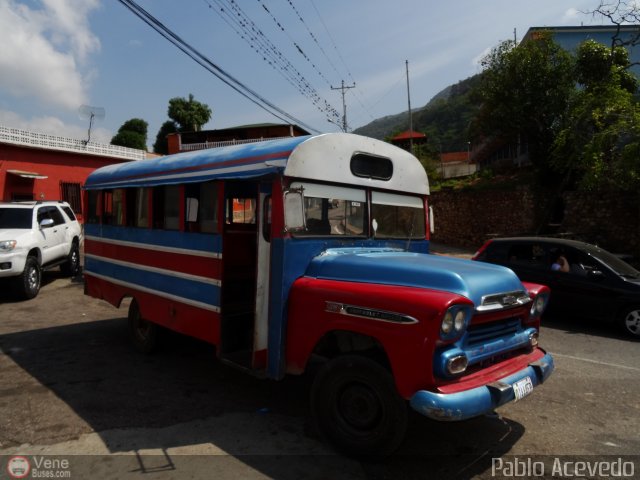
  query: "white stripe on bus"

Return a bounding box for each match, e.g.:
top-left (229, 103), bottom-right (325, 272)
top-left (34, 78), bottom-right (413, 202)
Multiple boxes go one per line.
top-left (84, 271), bottom-right (221, 314)
top-left (85, 235), bottom-right (222, 259)
top-left (85, 253), bottom-right (221, 287)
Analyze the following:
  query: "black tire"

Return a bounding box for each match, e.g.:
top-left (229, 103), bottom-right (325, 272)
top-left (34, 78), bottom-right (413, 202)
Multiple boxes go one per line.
top-left (15, 256), bottom-right (41, 300)
top-left (620, 306), bottom-right (640, 339)
top-left (310, 355), bottom-right (408, 457)
top-left (60, 241), bottom-right (80, 276)
top-left (128, 299), bottom-right (158, 353)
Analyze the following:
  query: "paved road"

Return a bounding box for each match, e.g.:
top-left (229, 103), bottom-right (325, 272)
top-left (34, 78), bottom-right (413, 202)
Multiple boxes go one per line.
top-left (0, 270), bottom-right (638, 479)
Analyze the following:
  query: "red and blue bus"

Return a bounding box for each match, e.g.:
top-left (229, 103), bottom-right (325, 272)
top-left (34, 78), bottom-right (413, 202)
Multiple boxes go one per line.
top-left (83, 133), bottom-right (554, 455)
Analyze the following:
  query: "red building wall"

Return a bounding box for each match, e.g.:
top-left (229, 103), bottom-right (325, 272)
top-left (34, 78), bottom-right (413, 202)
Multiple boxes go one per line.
top-left (0, 143), bottom-right (131, 221)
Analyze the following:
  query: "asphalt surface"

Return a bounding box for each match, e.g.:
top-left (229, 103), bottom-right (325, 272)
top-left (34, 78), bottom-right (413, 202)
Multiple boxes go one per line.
top-left (0, 256), bottom-right (639, 479)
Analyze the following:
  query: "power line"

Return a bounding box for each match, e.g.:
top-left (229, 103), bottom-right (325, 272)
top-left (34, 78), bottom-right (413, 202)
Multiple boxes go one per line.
top-left (306, 0), bottom-right (376, 125)
top-left (117, 0), bottom-right (320, 133)
top-left (280, 0), bottom-right (342, 83)
top-left (203, 0), bottom-right (340, 124)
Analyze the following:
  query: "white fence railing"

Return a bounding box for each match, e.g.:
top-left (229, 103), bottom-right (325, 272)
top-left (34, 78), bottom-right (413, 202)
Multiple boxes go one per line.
top-left (0, 125), bottom-right (146, 161)
top-left (440, 161), bottom-right (478, 179)
top-left (180, 136), bottom-right (292, 152)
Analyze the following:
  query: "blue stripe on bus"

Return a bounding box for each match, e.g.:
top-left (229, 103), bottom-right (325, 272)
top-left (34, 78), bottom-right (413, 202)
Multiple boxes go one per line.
top-left (86, 256), bottom-right (221, 307)
top-left (84, 224), bottom-right (222, 254)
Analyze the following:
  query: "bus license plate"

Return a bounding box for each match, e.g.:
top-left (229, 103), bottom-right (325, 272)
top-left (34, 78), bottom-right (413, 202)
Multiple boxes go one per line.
top-left (513, 377), bottom-right (534, 401)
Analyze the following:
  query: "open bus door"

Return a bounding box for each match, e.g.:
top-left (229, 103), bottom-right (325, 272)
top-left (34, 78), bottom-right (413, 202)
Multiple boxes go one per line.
top-left (220, 181), bottom-right (270, 371)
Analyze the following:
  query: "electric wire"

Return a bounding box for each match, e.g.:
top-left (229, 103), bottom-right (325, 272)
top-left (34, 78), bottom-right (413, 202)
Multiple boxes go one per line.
top-left (258, 0), bottom-right (333, 87)
top-left (203, 0), bottom-right (340, 124)
top-left (117, 0), bottom-right (321, 133)
top-left (307, 0), bottom-right (376, 124)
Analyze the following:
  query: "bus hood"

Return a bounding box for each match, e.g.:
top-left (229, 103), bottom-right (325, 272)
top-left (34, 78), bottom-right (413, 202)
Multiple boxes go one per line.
top-left (305, 248), bottom-right (525, 307)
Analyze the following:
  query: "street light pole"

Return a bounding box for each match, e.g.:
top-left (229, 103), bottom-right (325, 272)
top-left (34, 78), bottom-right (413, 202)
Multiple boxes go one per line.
top-left (406, 60), bottom-right (413, 154)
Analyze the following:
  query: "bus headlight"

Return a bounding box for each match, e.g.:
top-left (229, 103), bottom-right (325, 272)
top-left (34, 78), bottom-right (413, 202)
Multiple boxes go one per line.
top-left (440, 305), bottom-right (471, 339)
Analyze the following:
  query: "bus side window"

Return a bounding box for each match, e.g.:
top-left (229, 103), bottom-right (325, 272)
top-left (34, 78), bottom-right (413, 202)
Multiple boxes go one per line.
top-left (164, 185), bottom-right (180, 230)
top-left (124, 188), bottom-right (150, 228)
top-left (102, 190), bottom-right (113, 225)
top-left (135, 188), bottom-right (150, 228)
top-left (184, 184), bottom-right (200, 232)
top-left (262, 195), bottom-right (272, 242)
top-left (199, 181), bottom-right (218, 233)
top-left (183, 181), bottom-right (218, 233)
top-left (152, 186), bottom-right (164, 229)
top-left (227, 198), bottom-right (256, 225)
top-left (87, 190), bottom-right (100, 224)
top-left (152, 185), bottom-right (180, 230)
top-left (111, 189), bottom-right (125, 226)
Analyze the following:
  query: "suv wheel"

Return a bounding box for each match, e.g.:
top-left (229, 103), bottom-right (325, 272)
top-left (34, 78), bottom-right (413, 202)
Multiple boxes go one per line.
top-left (61, 241), bottom-right (80, 276)
top-left (15, 256), bottom-right (41, 300)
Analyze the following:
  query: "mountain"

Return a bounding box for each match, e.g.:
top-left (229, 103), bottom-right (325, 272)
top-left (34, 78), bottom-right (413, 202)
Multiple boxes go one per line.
top-left (353, 75), bottom-right (481, 152)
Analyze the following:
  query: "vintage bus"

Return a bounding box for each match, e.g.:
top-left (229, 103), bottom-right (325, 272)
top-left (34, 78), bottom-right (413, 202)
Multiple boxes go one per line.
top-left (83, 133), bottom-right (554, 455)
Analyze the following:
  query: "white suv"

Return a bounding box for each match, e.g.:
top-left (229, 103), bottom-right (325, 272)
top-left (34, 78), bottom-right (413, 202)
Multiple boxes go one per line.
top-left (0, 201), bottom-right (82, 299)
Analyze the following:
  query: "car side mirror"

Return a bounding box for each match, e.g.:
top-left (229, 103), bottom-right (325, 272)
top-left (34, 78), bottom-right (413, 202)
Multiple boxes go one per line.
top-left (39, 218), bottom-right (54, 229)
top-left (587, 269), bottom-right (605, 281)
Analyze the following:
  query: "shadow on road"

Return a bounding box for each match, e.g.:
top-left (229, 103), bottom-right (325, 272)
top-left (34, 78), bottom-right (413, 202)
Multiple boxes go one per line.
top-left (541, 312), bottom-right (638, 342)
top-left (0, 318), bottom-right (525, 479)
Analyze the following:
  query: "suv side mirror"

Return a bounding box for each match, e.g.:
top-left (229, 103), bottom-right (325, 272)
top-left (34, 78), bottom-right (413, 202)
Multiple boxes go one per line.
top-left (283, 188), bottom-right (306, 233)
top-left (39, 218), bottom-right (54, 229)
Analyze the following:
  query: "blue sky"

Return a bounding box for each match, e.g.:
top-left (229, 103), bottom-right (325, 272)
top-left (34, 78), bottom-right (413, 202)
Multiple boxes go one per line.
top-left (0, 0), bottom-right (604, 148)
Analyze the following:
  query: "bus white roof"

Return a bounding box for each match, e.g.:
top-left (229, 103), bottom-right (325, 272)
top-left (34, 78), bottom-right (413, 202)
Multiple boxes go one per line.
top-left (84, 133), bottom-right (429, 195)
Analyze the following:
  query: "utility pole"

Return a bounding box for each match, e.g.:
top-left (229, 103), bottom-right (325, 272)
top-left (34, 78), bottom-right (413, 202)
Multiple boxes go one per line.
top-left (331, 80), bottom-right (356, 132)
top-left (406, 60), bottom-right (414, 154)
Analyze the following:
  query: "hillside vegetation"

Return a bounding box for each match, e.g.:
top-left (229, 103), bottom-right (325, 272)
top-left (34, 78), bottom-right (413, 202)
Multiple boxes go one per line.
top-left (353, 75), bottom-right (481, 153)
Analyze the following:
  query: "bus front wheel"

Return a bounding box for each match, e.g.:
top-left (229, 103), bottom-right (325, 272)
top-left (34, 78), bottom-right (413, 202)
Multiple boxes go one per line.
top-left (128, 299), bottom-right (158, 354)
top-left (310, 355), bottom-right (407, 457)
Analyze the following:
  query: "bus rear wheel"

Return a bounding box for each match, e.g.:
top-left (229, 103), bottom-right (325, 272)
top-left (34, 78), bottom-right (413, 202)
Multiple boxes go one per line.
top-left (128, 299), bottom-right (158, 354)
top-left (310, 355), bottom-right (407, 457)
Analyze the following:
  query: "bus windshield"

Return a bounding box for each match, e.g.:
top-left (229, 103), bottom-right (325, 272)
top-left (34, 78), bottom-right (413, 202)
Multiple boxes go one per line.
top-left (371, 191), bottom-right (425, 239)
top-left (291, 182), bottom-right (366, 237)
top-left (289, 182), bottom-right (426, 239)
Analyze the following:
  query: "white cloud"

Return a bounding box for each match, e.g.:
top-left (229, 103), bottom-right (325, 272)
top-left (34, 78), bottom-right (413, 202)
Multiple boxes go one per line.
top-left (0, 0), bottom-right (100, 111)
top-left (0, 109), bottom-right (112, 144)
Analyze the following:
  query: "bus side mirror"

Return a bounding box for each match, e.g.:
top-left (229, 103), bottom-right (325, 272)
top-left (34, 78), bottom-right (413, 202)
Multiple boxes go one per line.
top-left (429, 206), bottom-right (435, 234)
top-left (284, 189), bottom-right (306, 233)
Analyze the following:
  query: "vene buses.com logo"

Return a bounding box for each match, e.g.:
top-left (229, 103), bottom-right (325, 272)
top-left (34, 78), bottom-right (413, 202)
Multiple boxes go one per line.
top-left (6, 456), bottom-right (31, 479)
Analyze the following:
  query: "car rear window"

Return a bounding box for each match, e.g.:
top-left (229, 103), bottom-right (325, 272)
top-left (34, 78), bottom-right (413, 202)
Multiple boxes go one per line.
top-left (0, 207), bottom-right (32, 229)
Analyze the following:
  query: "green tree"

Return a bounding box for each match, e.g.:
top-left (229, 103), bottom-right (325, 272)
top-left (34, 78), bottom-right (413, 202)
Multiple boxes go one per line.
top-left (552, 40), bottom-right (640, 191)
top-left (153, 120), bottom-right (178, 155)
top-left (111, 118), bottom-right (148, 150)
top-left (474, 33), bottom-right (574, 172)
top-left (168, 93), bottom-right (212, 132)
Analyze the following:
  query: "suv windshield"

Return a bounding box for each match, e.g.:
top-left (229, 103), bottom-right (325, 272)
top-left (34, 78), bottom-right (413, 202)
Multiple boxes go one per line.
top-left (0, 207), bottom-right (33, 229)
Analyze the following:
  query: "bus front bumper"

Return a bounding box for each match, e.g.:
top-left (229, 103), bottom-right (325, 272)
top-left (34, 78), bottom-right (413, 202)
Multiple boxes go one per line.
top-left (409, 352), bottom-right (554, 421)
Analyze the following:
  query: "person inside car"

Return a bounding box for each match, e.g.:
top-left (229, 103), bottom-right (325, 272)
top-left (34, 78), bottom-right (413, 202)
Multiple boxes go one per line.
top-left (551, 253), bottom-right (570, 273)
